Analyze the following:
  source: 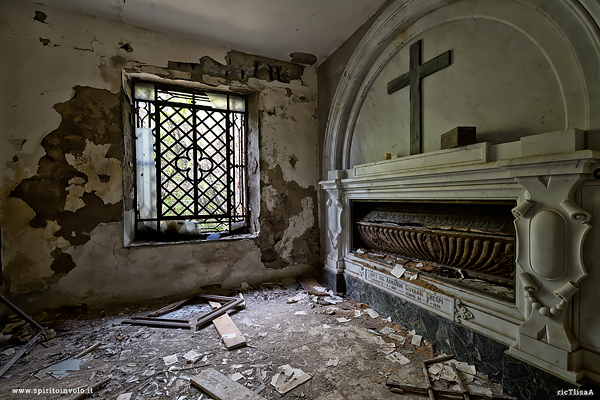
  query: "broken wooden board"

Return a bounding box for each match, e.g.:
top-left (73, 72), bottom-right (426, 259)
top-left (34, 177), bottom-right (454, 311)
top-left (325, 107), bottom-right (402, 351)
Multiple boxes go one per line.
top-left (191, 368), bottom-right (266, 400)
top-left (209, 301), bottom-right (247, 350)
top-left (298, 278), bottom-right (327, 296)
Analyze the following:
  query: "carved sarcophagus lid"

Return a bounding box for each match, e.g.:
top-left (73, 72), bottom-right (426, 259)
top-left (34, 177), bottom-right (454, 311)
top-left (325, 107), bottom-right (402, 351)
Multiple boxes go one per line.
top-left (355, 202), bottom-right (516, 281)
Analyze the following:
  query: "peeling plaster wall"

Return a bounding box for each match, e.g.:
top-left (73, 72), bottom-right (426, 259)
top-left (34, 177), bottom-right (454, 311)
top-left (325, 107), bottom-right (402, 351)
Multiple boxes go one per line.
top-left (0, 0), bottom-right (320, 311)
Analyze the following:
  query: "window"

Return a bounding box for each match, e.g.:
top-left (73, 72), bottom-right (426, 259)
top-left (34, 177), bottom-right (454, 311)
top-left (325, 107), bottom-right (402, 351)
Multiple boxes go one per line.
top-left (133, 82), bottom-right (247, 240)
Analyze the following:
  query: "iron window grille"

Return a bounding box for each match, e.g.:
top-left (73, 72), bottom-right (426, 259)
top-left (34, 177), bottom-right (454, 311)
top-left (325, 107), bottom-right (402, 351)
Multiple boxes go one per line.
top-left (133, 82), bottom-right (247, 239)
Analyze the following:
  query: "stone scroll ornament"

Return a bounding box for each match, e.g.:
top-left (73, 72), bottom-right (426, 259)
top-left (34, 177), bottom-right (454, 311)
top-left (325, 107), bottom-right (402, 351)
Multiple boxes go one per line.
top-left (326, 193), bottom-right (344, 260)
top-left (512, 176), bottom-right (591, 353)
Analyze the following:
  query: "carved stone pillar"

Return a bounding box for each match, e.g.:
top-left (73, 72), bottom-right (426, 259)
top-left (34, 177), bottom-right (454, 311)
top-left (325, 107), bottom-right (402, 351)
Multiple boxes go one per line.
top-left (320, 170), bottom-right (348, 291)
top-left (505, 158), bottom-right (596, 381)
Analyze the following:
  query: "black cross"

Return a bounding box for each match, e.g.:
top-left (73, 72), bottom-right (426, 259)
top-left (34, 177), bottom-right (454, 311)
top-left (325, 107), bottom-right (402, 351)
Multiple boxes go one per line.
top-left (387, 40), bottom-right (452, 155)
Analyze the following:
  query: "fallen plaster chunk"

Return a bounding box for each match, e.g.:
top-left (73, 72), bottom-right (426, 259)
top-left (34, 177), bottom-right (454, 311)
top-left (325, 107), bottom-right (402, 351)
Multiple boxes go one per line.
top-left (428, 364), bottom-right (444, 375)
top-left (116, 393), bottom-right (133, 400)
top-left (381, 347), bottom-right (395, 355)
top-left (411, 335), bottom-right (422, 346)
top-left (366, 309), bottom-right (379, 318)
top-left (440, 364), bottom-right (457, 381)
top-left (416, 263), bottom-right (424, 268)
top-left (450, 360), bottom-right (477, 375)
top-left (258, 332), bottom-right (268, 337)
top-left (385, 352), bottom-right (411, 365)
top-left (372, 336), bottom-right (386, 345)
top-left (34, 369), bottom-right (47, 379)
top-left (324, 296), bottom-right (343, 304)
top-left (323, 324), bottom-right (331, 329)
top-left (379, 342), bottom-right (395, 349)
top-left (313, 286), bottom-right (327, 293)
top-left (270, 365), bottom-right (312, 394)
top-left (294, 311), bottom-right (307, 315)
top-left (391, 264), bottom-right (406, 278)
top-left (467, 385), bottom-right (493, 396)
top-left (336, 317), bottom-right (351, 323)
top-left (326, 357), bottom-right (339, 367)
top-left (46, 358), bottom-right (82, 379)
top-left (229, 372), bottom-right (244, 382)
top-left (287, 294), bottom-right (307, 303)
top-left (183, 350), bottom-right (202, 363)
top-left (354, 310), bottom-right (362, 317)
top-left (410, 273), bottom-right (419, 281)
top-left (163, 354), bottom-right (178, 366)
top-left (380, 327), bottom-right (395, 335)
top-left (389, 333), bottom-right (406, 344)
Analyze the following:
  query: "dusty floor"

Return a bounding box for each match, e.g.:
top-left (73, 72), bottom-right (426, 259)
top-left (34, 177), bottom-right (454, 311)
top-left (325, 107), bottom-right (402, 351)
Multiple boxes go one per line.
top-left (0, 283), bottom-right (502, 399)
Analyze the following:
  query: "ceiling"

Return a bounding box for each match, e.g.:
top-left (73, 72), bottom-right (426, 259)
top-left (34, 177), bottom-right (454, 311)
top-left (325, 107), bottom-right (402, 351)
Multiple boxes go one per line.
top-left (27, 0), bottom-right (389, 65)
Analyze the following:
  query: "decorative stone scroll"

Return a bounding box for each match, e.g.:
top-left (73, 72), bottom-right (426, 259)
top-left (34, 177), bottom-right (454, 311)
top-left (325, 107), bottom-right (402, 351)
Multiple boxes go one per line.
top-left (323, 170), bottom-right (347, 273)
top-left (507, 170), bottom-right (594, 380)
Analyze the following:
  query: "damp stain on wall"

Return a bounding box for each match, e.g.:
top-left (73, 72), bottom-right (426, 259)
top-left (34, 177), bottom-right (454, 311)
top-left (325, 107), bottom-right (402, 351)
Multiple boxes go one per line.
top-left (9, 86), bottom-right (123, 288)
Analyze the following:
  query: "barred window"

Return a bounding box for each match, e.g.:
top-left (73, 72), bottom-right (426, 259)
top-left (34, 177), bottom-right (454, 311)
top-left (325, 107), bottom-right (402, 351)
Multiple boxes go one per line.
top-left (133, 82), bottom-right (247, 240)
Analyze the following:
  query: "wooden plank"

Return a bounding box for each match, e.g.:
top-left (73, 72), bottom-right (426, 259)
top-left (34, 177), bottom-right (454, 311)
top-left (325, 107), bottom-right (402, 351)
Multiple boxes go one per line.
top-left (209, 301), bottom-right (247, 350)
top-left (298, 278), bottom-right (327, 296)
top-left (196, 297), bottom-right (244, 328)
top-left (191, 368), bottom-right (266, 400)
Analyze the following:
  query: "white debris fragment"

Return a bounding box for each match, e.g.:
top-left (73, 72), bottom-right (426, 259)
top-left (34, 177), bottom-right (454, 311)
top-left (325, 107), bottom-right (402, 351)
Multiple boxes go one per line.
top-left (451, 360), bottom-right (477, 375)
top-left (372, 336), bottom-right (386, 345)
top-left (258, 332), bottom-right (268, 337)
top-left (336, 318), bottom-right (351, 323)
top-left (440, 364), bottom-right (456, 381)
top-left (287, 293), bottom-right (307, 303)
top-left (183, 350), bottom-right (202, 363)
top-left (270, 365), bottom-right (312, 394)
top-left (294, 311), bottom-right (307, 315)
top-left (324, 296), bottom-right (343, 304)
top-left (366, 309), bottom-right (379, 318)
top-left (416, 263), bottom-right (424, 268)
top-left (380, 347), bottom-right (395, 355)
top-left (240, 318), bottom-right (261, 327)
top-left (380, 327), bottom-right (395, 335)
top-left (229, 372), bottom-right (244, 382)
top-left (142, 369), bottom-right (155, 376)
top-left (410, 273), bottom-right (418, 281)
top-left (391, 264), bottom-right (406, 278)
top-left (222, 333), bottom-right (237, 339)
top-left (354, 310), bottom-right (362, 317)
top-left (355, 248), bottom-right (366, 254)
top-left (313, 286), bottom-right (327, 293)
top-left (326, 357), bottom-right (339, 367)
top-left (163, 354), bottom-right (178, 366)
top-left (116, 394), bottom-right (133, 400)
top-left (385, 352), bottom-right (411, 365)
top-left (389, 333), bottom-right (406, 344)
top-left (428, 364), bottom-right (443, 376)
top-left (411, 335), bottom-right (422, 346)
top-left (119, 350), bottom-right (131, 361)
top-left (467, 385), bottom-right (493, 396)
top-left (323, 324), bottom-right (331, 329)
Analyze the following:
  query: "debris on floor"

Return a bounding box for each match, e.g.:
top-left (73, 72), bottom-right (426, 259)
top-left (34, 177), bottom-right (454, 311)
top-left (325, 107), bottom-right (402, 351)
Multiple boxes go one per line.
top-left (0, 282), bottom-right (507, 399)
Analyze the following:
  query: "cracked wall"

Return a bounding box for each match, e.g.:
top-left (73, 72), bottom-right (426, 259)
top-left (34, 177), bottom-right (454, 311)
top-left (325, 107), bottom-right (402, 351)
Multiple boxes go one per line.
top-left (0, 0), bottom-right (320, 311)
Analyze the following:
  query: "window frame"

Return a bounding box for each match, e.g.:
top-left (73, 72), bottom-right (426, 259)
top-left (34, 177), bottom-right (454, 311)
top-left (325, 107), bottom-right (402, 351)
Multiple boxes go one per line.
top-left (122, 75), bottom-right (259, 246)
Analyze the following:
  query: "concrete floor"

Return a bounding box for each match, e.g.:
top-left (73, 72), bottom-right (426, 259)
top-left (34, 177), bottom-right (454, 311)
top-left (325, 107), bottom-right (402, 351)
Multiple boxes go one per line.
top-left (0, 283), bottom-right (502, 399)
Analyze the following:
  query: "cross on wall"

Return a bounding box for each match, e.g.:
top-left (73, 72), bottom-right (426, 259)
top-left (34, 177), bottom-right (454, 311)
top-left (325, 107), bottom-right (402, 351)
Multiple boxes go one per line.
top-left (387, 39), bottom-right (452, 155)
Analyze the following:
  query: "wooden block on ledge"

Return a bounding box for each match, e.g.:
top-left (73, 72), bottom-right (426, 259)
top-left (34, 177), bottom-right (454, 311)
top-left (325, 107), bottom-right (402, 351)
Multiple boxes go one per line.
top-left (441, 126), bottom-right (476, 150)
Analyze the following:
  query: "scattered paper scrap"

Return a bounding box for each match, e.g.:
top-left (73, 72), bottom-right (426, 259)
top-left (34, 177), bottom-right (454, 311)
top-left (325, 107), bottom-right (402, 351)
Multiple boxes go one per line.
top-left (386, 352), bottom-right (411, 365)
top-left (324, 296), bottom-right (343, 305)
top-left (440, 364), bottom-right (457, 381)
top-left (163, 354), bottom-right (178, 366)
top-left (391, 264), bottom-right (406, 278)
top-left (380, 327), bottom-right (395, 335)
top-left (365, 309), bottom-right (379, 318)
top-left (287, 294), bottom-right (307, 303)
top-left (336, 318), bottom-right (351, 323)
top-left (411, 335), bottom-right (422, 346)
